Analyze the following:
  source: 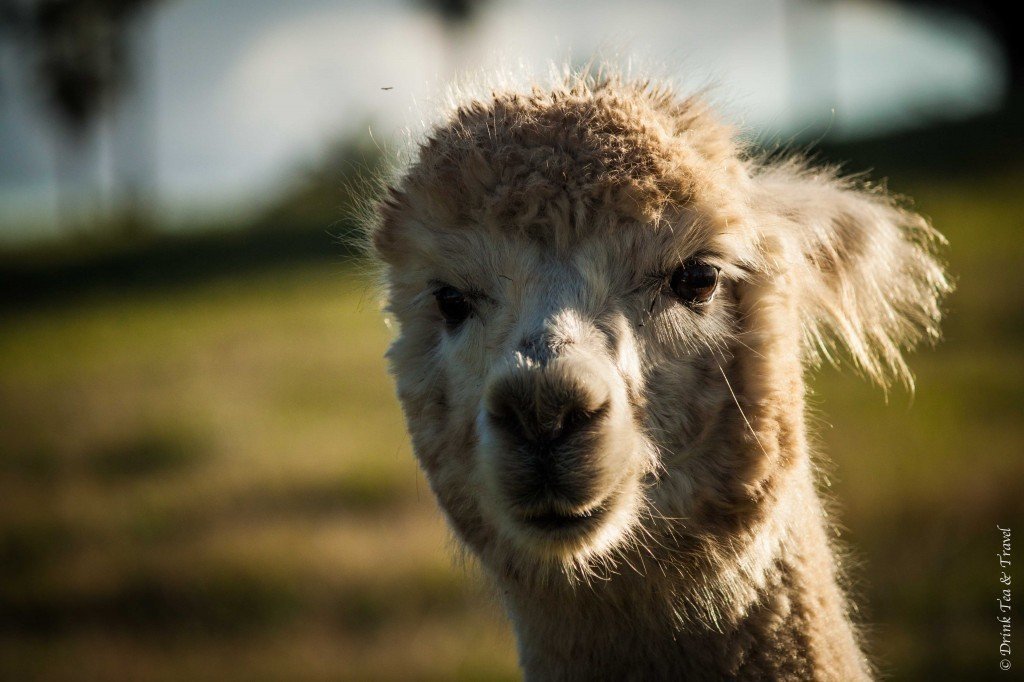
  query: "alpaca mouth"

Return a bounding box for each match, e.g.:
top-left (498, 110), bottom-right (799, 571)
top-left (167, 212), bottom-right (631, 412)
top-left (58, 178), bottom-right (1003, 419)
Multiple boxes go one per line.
top-left (518, 501), bottom-right (609, 533)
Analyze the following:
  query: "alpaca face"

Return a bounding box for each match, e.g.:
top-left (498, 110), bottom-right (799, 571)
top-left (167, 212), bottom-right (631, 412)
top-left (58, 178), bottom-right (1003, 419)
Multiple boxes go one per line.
top-left (374, 80), bottom-right (948, 581)
top-left (373, 85), bottom-right (749, 577)
top-left (381, 214), bottom-right (742, 569)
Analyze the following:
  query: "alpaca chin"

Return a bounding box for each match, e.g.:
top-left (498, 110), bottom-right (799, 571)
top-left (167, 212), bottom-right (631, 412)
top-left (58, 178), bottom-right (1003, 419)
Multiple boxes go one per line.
top-left (495, 477), bottom-right (638, 569)
top-left (489, 465), bottom-right (646, 568)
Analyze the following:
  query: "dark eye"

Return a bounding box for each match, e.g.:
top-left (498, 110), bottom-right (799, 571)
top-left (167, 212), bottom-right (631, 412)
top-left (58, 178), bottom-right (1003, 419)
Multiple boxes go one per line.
top-left (434, 286), bottom-right (472, 326)
top-left (669, 260), bottom-right (720, 305)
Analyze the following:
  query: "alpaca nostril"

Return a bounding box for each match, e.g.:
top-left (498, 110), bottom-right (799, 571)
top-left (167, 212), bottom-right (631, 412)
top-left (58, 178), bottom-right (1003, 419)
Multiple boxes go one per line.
top-left (550, 402), bottom-right (608, 443)
top-left (488, 392), bottom-right (609, 448)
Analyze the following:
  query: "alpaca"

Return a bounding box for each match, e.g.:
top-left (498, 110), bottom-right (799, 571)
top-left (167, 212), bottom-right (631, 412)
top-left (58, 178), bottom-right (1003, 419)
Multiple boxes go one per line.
top-left (369, 72), bottom-right (949, 680)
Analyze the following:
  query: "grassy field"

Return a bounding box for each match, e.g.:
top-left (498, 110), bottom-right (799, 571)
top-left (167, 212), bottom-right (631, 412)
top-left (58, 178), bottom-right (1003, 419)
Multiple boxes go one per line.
top-left (1, 169), bottom-right (1021, 680)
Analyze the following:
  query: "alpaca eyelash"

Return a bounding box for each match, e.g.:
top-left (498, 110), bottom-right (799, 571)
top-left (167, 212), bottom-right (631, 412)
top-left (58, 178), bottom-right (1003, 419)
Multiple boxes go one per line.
top-left (655, 251), bottom-right (729, 290)
top-left (426, 279), bottom-right (490, 302)
top-left (641, 259), bottom-right (725, 321)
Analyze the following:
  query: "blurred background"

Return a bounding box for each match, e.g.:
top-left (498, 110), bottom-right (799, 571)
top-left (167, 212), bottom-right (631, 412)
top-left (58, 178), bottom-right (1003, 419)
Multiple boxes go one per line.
top-left (0, 0), bottom-right (1020, 679)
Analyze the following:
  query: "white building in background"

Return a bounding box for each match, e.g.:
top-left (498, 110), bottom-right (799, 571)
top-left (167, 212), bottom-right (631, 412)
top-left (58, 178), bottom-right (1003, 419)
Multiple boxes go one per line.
top-left (0, 0), bottom-right (1004, 242)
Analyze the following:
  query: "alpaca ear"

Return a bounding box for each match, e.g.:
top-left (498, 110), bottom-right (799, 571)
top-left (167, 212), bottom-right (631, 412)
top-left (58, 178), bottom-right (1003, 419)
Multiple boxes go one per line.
top-left (752, 160), bottom-right (951, 388)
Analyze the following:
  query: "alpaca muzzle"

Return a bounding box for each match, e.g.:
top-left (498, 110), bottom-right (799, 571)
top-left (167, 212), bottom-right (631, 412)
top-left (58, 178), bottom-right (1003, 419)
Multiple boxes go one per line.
top-left (482, 355), bottom-right (625, 531)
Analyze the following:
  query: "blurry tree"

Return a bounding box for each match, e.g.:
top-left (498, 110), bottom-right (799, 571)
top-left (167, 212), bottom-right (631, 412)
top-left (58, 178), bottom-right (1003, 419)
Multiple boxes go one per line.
top-left (413, 0), bottom-right (489, 74)
top-left (415, 0), bottom-right (478, 25)
top-left (255, 125), bottom-right (385, 241)
top-left (0, 0), bottom-right (163, 233)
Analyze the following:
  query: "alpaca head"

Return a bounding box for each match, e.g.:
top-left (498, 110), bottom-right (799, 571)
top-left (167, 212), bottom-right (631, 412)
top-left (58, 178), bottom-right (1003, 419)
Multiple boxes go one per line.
top-left (372, 76), bottom-right (949, 582)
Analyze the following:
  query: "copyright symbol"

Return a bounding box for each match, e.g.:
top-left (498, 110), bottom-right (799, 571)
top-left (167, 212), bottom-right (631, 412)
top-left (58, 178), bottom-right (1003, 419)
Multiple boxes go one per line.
top-left (1001, 659), bottom-right (1011, 671)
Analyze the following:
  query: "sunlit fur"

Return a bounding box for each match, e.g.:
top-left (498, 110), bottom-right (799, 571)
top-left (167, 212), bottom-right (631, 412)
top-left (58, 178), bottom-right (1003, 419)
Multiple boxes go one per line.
top-left (368, 69), bottom-right (950, 680)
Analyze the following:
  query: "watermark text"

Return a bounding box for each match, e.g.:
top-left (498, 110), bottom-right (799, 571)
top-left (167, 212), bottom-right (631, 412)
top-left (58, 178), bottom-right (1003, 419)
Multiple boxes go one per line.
top-left (998, 525), bottom-right (1012, 671)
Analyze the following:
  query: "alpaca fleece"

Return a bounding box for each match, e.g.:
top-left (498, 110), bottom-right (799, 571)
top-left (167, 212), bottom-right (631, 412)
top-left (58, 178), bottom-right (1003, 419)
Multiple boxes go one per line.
top-left (369, 73), bottom-right (950, 681)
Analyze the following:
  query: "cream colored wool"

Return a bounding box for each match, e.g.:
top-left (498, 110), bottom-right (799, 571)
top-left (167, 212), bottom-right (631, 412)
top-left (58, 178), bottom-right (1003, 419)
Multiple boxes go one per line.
top-left (368, 71), bottom-right (950, 680)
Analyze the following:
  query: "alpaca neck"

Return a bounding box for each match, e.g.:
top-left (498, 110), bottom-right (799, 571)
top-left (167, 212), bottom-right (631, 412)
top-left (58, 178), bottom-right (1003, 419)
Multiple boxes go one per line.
top-left (499, 465), bottom-right (871, 681)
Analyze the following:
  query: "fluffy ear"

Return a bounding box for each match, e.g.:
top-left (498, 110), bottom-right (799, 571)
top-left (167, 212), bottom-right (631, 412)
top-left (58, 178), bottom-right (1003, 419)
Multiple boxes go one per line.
top-left (752, 159), bottom-right (952, 389)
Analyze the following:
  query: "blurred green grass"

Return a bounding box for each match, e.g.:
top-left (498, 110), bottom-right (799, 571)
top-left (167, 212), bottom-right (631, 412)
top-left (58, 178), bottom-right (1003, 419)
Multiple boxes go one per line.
top-left (0, 266), bottom-right (517, 680)
top-left (0, 168), bottom-right (1021, 680)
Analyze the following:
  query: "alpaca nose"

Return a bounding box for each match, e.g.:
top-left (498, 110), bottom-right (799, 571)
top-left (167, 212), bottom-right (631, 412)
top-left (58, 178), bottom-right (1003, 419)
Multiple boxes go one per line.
top-left (484, 362), bottom-right (612, 505)
top-left (489, 386), bottom-right (608, 447)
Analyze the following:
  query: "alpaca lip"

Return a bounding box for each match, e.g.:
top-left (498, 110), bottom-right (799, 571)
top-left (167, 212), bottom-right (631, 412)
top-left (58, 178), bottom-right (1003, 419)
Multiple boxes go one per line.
top-left (519, 502), bottom-right (608, 532)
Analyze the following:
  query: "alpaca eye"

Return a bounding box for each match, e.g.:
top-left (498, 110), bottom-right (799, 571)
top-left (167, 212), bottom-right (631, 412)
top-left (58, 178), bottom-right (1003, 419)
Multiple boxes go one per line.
top-left (670, 261), bottom-right (719, 305)
top-left (434, 286), bottom-right (472, 326)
